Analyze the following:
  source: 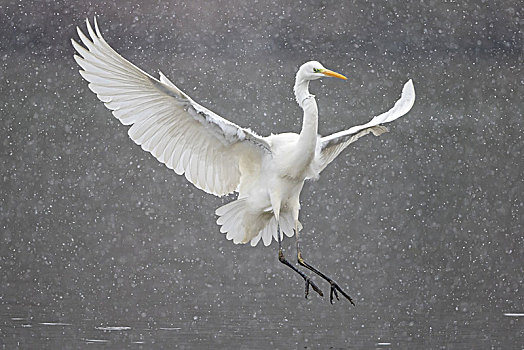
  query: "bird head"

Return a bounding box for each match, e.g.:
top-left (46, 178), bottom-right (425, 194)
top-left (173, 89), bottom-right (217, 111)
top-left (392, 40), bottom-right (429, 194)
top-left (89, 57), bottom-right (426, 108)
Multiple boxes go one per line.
top-left (297, 61), bottom-right (347, 82)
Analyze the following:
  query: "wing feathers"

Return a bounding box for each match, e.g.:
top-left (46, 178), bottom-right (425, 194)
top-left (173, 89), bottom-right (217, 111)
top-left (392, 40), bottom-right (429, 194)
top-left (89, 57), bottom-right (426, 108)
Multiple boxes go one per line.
top-left (73, 18), bottom-right (270, 196)
top-left (320, 80), bottom-right (415, 148)
top-left (315, 80), bottom-right (415, 174)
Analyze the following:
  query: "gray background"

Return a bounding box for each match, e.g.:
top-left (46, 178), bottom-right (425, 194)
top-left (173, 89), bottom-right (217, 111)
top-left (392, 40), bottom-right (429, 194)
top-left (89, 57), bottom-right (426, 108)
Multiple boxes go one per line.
top-left (1, 0), bottom-right (522, 348)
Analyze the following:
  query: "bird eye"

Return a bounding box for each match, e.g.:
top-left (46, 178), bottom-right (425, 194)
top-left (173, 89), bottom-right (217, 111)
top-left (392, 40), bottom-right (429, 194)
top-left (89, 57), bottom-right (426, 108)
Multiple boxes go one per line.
top-left (313, 68), bottom-right (320, 73)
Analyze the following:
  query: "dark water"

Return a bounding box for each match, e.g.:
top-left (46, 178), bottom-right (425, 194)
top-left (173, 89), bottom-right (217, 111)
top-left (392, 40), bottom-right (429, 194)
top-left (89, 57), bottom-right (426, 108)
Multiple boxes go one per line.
top-left (1, 0), bottom-right (522, 348)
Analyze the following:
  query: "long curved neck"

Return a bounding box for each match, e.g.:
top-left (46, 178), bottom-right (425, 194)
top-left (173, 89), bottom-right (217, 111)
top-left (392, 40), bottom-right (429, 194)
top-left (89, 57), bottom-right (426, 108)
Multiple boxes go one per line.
top-left (294, 78), bottom-right (311, 108)
top-left (294, 77), bottom-right (318, 151)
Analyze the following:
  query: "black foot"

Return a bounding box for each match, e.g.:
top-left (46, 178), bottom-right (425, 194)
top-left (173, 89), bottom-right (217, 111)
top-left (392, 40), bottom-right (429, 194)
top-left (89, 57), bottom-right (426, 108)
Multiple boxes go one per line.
top-left (329, 281), bottom-right (355, 305)
top-left (305, 277), bottom-right (324, 299)
top-left (298, 252), bottom-right (355, 306)
top-left (279, 249), bottom-right (323, 298)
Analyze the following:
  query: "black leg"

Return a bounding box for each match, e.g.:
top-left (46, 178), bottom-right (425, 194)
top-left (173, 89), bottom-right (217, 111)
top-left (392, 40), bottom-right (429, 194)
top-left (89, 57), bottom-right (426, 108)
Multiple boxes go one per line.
top-left (296, 239), bottom-right (355, 305)
top-left (276, 225), bottom-right (323, 298)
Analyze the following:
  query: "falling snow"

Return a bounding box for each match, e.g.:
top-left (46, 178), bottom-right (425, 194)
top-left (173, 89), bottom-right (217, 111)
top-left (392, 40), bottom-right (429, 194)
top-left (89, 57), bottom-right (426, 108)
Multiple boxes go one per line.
top-left (1, 0), bottom-right (522, 348)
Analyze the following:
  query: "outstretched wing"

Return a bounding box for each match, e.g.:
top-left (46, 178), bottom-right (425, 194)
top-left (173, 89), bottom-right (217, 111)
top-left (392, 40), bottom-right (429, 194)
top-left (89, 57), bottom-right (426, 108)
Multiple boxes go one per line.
top-left (315, 80), bottom-right (415, 173)
top-left (72, 18), bottom-right (270, 197)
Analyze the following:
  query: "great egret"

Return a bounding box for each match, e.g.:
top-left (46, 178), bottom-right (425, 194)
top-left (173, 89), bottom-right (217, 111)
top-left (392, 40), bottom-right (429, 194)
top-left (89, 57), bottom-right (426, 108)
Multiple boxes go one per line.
top-left (72, 18), bottom-right (415, 304)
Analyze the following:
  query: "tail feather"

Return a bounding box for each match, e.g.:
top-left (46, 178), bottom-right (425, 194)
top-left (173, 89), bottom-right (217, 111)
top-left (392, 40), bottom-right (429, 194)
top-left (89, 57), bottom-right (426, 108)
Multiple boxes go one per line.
top-left (280, 213), bottom-right (295, 238)
top-left (215, 199), bottom-right (244, 217)
top-left (261, 217), bottom-right (275, 246)
top-left (216, 199), bottom-right (301, 247)
top-left (250, 231), bottom-right (263, 247)
top-left (220, 208), bottom-right (244, 234)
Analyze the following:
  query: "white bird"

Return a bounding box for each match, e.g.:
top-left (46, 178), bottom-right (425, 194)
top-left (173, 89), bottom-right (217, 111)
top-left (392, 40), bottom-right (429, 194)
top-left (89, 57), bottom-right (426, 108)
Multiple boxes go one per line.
top-left (72, 18), bottom-right (415, 304)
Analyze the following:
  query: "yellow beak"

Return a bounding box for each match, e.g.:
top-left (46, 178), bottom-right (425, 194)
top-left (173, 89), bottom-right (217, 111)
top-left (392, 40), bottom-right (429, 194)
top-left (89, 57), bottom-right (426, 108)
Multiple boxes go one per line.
top-left (321, 69), bottom-right (347, 80)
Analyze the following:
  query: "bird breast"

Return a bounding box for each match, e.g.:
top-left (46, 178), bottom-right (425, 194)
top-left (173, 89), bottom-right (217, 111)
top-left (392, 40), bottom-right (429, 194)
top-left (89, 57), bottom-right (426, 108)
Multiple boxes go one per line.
top-left (266, 133), bottom-right (317, 181)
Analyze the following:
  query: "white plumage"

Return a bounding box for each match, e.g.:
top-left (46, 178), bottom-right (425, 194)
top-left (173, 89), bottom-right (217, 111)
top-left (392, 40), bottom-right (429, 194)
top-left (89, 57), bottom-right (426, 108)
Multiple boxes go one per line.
top-left (72, 18), bottom-right (415, 248)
